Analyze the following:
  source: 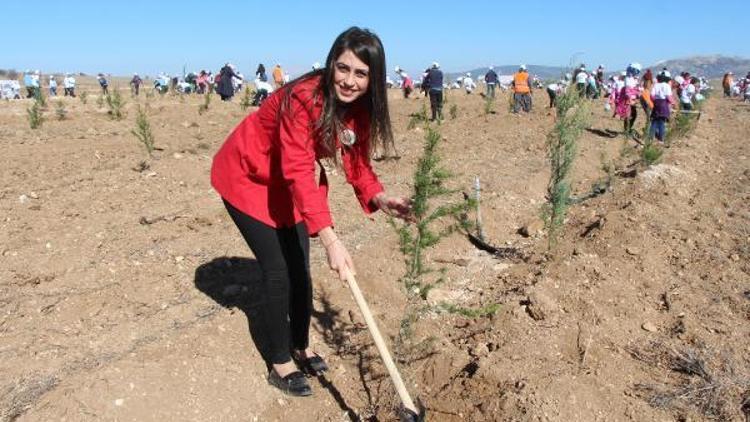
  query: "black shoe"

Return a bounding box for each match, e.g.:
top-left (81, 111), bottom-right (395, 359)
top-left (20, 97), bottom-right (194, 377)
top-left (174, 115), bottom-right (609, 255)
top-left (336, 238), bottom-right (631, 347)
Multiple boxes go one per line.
top-left (267, 370), bottom-right (312, 397)
top-left (293, 352), bottom-right (329, 376)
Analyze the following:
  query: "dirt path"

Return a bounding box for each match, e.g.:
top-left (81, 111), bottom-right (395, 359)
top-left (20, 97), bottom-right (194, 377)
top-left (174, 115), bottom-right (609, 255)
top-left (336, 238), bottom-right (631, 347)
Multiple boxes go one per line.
top-left (1, 88), bottom-right (747, 421)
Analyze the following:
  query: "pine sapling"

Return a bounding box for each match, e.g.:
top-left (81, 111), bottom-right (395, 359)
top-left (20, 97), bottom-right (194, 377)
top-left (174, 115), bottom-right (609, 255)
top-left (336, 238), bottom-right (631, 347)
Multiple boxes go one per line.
top-left (641, 139), bottom-right (663, 167)
top-left (55, 99), bottom-right (67, 120)
top-left (407, 103), bottom-right (429, 129)
top-left (198, 92), bottom-right (211, 115)
top-left (240, 86), bottom-right (253, 110)
top-left (79, 91), bottom-right (88, 105)
top-left (27, 101), bottom-right (44, 129)
top-left (449, 104), bottom-right (458, 120)
top-left (543, 85), bottom-right (589, 249)
top-left (34, 88), bottom-right (47, 109)
top-left (483, 96), bottom-right (495, 116)
top-left (391, 126), bottom-right (474, 299)
top-left (106, 88), bottom-right (126, 120)
top-left (131, 104), bottom-right (155, 157)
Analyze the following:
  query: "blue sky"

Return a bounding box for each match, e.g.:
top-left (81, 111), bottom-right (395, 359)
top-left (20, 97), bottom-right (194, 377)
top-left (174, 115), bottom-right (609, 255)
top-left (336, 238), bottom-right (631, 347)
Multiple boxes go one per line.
top-left (5, 0), bottom-right (748, 78)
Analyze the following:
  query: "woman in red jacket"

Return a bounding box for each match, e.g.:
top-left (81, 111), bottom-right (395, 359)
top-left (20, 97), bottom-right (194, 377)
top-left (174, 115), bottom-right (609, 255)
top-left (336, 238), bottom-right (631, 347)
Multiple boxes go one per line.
top-left (211, 27), bottom-right (412, 396)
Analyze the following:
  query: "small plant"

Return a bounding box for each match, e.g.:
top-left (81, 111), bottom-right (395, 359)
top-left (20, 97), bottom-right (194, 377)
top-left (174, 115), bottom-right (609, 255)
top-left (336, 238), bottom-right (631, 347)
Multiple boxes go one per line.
top-left (439, 302), bottom-right (500, 318)
top-left (131, 104), bottom-right (155, 156)
top-left (106, 89), bottom-right (126, 120)
top-left (27, 101), bottom-right (44, 129)
top-left (666, 110), bottom-right (697, 143)
top-left (55, 99), bottom-right (67, 120)
top-left (34, 87), bottom-right (47, 109)
top-left (96, 95), bottom-right (104, 108)
top-left (449, 104), bottom-right (458, 120)
top-left (79, 91), bottom-right (88, 105)
top-left (542, 85), bottom-right (589, 249)
top-left (198, 92), bottom-right (211, 115)
top-left (391, 126), bottom-right (474, 299)
top-left (483, 96), bottom-right (495, 116)
top-left (641, 140), bottom-right (663, 167)
top-left (407, 103), bottom-right (429, 129)
top-left (240, 86), bottom-right (253, 111)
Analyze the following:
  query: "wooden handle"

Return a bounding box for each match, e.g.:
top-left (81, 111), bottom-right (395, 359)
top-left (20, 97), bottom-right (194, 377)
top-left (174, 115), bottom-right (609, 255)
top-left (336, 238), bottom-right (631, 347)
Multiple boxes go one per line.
top-left (343, 269), bottom-right (418, 414)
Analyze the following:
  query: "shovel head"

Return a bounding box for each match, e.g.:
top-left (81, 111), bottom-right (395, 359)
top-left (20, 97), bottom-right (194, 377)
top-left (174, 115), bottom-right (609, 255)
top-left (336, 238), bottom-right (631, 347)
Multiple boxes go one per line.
top-left (399, 398), bottom-right (426, 422)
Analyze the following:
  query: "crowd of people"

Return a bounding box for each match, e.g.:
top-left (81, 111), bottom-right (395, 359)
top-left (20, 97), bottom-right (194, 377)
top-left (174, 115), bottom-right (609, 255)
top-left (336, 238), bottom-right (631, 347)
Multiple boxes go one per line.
top-left (722, 71), bottom-right (750, 101)
top-left (1, 59), bottom-right (741, 146)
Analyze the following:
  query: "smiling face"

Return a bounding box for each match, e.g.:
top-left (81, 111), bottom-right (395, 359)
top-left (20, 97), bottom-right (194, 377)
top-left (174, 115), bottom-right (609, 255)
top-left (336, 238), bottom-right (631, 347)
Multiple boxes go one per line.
top-left (333, 49), bottom-right (370, 103)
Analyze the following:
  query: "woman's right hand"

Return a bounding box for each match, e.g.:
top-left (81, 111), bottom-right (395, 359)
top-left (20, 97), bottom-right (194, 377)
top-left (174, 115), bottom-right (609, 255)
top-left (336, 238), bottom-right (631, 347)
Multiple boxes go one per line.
top-left (325, 239), bottom-right (356, 282)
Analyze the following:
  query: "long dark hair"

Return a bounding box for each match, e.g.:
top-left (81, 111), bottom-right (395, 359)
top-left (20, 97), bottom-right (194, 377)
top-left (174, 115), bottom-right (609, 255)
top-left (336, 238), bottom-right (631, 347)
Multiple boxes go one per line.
top-left (281, 27), bottom-right (393, 160)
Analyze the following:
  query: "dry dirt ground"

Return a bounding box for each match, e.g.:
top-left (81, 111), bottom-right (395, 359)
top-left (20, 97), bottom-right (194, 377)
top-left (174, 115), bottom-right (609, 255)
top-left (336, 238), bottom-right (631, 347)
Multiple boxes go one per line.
top-left (1, 81), bottom-right (749, 422)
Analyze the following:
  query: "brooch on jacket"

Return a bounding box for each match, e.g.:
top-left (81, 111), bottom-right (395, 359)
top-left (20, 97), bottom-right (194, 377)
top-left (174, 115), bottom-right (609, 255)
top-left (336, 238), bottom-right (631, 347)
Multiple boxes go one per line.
top-left (340, 128), bottom-right (356, 147)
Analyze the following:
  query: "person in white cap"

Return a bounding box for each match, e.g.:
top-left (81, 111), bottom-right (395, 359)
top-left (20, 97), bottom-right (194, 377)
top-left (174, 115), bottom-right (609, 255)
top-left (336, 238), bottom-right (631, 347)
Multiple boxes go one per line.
top-left (575, 66), bottom-right (589, 97)
top-left (649, 70), bottom-right (675, 143)
top-left (463, 72), bottom-right (476, 94)
top-left (511, 64), bottom-right (533, 113)
top-left (484, 66), bottom-right (498, 98)
top-left (395, 66), bottom-right (413, 98)
top-left (424, 62), bottom-right (444, 120)
top-left (614, 63), bottom-right (643, 135)
top-left (48, 75), bottom-right (58, 96)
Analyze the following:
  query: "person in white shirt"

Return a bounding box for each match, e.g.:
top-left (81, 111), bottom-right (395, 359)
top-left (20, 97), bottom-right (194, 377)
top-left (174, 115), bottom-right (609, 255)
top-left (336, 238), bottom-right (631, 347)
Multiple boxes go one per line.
top-left (48, 75), bottom-right (57, 96)
top-left (252, 77), bottom-right (274, 106)
top-left (575, 69), bottom-right (588, 97)
top-left (679, 77), bottom-right (697, 110)
top-left (63, 73), bottom-right (76, 97)
top-left (463, 72), bottom-right (476, 94)
top-left (546, 81), bottom-right (563, 108)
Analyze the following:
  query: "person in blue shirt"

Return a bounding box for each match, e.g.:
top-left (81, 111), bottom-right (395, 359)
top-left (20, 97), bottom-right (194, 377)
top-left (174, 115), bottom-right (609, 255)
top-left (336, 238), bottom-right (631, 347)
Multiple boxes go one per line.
top-left (426, 62), bottom-right (444, 121)
top-left (484, 66), bottom-right (499, 99)
top-left (97, 74), bottom-right (109, 95)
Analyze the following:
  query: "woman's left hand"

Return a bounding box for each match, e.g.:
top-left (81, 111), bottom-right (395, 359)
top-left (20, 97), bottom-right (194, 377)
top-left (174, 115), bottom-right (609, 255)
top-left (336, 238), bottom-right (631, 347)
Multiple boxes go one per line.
top-left (373, 193), bottom-right (414, 222)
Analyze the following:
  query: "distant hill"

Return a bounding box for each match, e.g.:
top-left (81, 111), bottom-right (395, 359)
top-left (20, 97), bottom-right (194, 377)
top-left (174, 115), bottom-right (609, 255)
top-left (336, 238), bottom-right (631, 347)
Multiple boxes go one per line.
top-left (446, 65), bottom-right (567, 81)
top-left (649, 55), bottom-right (750, 78)
top-left (439, 55), bottom-right (750, 82)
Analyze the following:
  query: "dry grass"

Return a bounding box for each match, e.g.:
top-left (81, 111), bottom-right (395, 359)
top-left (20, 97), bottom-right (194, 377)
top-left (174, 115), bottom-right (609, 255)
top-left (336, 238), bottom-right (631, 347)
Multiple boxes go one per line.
top-left (628, 340), bottom-right (750, 420)
top-left (0, 374), bottom-right (60, 422)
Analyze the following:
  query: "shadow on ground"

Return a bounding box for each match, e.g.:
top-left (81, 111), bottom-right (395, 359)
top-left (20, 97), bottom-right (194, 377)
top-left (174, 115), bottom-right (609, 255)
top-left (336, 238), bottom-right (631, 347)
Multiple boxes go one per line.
top-left (194, 256), bottom-right (365, 421)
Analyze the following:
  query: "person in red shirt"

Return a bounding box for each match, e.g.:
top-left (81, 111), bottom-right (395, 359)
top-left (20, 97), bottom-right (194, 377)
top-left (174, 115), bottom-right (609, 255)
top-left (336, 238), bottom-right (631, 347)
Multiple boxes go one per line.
top-left (211, 27), bottom-right (412, 397)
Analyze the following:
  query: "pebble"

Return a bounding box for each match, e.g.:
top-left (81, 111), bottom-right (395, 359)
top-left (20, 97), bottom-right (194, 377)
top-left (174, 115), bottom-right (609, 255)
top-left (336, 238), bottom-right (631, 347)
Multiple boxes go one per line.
top-left (173, 153), bottom-right (183, 159)
top-left (29, 191), bottom-right (39, 199)
top-left (175, 256), bottom-right (184, 263)
top-left (114, 398), bottom-right (124, 406)
top-left (641, 322), bottom-right (658, 332)
top-left (18, 194), bottom-right (29, 203)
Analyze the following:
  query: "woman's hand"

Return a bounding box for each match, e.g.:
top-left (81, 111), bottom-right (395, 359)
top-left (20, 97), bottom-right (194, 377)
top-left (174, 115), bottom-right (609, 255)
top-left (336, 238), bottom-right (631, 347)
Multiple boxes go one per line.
top-left (319, 227), bottom-right (355, 282)
top-left (373, 192), bottom-right (414, 222)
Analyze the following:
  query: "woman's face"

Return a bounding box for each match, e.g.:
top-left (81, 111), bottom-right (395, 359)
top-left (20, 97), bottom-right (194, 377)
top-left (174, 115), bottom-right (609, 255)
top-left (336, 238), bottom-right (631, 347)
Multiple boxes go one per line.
top-left (333, 49), bottom-right (369, 103)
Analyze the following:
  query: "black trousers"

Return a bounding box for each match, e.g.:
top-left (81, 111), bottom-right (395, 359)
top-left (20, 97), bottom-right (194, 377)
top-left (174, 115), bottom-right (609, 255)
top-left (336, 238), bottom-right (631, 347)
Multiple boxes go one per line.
top-left (547, 88), bottom-right (557, 108)
top-left (429, 89), bottom-right (443, 120)
top-left (224, 200), bottom-right (313, 365)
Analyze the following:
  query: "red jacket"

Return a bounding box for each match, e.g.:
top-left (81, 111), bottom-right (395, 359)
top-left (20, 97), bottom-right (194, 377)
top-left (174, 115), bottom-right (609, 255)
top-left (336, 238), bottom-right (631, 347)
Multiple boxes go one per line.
top-left (211, 76), bottom-right (384, 235)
